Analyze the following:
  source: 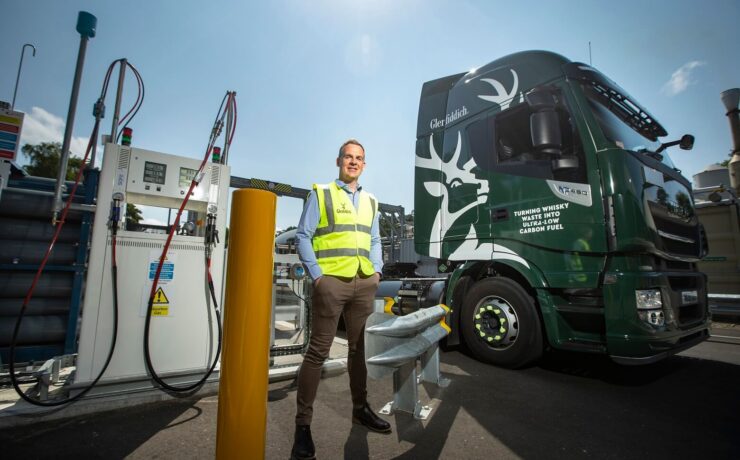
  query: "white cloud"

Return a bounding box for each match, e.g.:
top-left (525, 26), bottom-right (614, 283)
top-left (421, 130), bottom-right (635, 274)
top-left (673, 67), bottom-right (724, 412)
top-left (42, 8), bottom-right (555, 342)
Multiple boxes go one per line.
top-left (18, 107), bottom-right (90, 158)
top-left (661, 61), bottom-right (706, 96)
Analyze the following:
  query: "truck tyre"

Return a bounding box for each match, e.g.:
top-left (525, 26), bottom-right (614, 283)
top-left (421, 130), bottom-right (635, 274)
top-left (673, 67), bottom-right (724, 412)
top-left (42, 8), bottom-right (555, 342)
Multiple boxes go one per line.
top-left (460, 277), bottom-right (543, 368)
top-left (442, 275), bottom-right (473, 350)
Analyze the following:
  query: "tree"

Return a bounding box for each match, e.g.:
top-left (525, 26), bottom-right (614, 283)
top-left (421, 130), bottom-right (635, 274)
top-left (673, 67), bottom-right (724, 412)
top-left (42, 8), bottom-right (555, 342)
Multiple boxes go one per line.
top-left (22, 142), bottom-right (82, 180)
top-left (22, 141), bottom-right (142, 224)
top-left (675, 192), bottom-right (694, 220)
top-left (126, 203), bottom-right (142, 226)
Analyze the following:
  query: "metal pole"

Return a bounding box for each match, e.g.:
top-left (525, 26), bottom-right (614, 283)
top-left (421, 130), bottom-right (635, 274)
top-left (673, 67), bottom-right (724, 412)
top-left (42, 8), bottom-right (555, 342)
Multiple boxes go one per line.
top-left (89, 58), bottom-right (125, 169)
top-left (110, 59), bottom-right (127, 141)
top-left (216, 189), bottom-right (274, 460)
top-left (400, 208), bottom-right (406, 238)
top-left (12, 44), bottom-right (36, 110)
top-left (722, 88), bottom-right (740, 194)
top-left (53, 36), bottom-right (88, 222)
top-left (223, 92), bottom-right (232, 164)
top-left (52, 12), bottom-right (96, 223)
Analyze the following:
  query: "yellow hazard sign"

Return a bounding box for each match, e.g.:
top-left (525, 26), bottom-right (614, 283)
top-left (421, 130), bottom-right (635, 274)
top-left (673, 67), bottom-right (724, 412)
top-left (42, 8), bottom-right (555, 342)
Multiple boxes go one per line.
top-left (152, 287), bottom-right (170, 316)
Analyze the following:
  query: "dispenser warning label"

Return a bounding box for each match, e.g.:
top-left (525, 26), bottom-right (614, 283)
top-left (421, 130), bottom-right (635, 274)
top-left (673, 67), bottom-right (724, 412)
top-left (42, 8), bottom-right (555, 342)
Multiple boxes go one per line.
top-left (141, 250), bottom-right (178, 317)
top-left (149, 261), bottom-right (175, 282)
top-left (151, 287), bottom-right (170, 316)
top-left (148, 250), bottom-right (176, 284)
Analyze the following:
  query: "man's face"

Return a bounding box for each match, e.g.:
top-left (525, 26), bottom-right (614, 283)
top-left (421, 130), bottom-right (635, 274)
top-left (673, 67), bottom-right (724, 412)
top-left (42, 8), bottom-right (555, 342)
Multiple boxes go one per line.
top-left (337, 144), bottom-right (365, 183)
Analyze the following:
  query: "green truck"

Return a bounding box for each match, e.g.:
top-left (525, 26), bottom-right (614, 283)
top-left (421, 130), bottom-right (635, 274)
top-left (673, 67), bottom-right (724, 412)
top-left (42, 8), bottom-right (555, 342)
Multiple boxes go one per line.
top-left (387, 50), bottom-right (710, 368)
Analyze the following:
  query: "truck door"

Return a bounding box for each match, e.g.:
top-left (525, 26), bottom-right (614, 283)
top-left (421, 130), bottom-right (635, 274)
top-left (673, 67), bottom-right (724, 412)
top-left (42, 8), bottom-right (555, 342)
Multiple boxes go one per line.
top-left (464, 87), bottom-right (606, 284)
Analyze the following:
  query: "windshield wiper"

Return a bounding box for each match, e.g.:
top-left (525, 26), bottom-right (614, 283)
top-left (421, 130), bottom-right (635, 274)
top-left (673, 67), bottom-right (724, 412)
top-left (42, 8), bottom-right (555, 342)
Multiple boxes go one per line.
top-left (636, 148), bottom-right (683, 174)
top-left (635, 147), bottom-right (663, 162)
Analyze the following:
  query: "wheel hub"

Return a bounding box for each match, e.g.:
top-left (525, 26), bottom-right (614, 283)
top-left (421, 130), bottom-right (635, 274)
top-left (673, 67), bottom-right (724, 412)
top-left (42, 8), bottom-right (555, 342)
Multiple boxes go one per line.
top-left (473, 297), bottom-right (519, 349)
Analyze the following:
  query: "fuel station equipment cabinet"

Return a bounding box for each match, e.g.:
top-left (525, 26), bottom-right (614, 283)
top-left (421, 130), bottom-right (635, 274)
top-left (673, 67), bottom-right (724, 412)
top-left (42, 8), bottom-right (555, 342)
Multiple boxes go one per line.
top-left (75, 143), bottom-right (230, 389)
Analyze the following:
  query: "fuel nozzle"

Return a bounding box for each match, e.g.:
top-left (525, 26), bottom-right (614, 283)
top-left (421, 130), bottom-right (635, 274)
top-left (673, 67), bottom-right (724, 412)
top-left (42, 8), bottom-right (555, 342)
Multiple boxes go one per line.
top-left (205, 213), bottom-right (219, 247)
top-left (93, 97), bottom-right (105, 119)
top-left (211, 119), bottom-right (224, 140)
top-left (109, 192), bottom-right (125, 231)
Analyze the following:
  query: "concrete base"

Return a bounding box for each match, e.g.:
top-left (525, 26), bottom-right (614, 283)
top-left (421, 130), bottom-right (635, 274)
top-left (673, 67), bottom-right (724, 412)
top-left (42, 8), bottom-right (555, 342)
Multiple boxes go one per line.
top-left (0, 336), bottom-right (350, 429)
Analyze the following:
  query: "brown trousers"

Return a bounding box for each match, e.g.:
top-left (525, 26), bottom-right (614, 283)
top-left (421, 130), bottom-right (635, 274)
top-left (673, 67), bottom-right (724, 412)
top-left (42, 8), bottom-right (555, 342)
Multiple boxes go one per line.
top-left (295, 273), bottom-right (378, 425)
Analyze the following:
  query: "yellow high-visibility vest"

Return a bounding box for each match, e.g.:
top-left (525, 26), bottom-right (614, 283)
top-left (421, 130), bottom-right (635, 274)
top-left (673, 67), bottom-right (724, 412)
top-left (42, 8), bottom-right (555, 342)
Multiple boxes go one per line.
top-left (312, 182), bottom-right (377, 277)
top-left (569, 237), bottom-right (591, 282)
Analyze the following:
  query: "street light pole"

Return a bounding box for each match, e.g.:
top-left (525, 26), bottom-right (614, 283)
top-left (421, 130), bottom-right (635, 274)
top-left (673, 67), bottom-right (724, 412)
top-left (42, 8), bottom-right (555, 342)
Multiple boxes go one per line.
top-left (12, 43), bottom-right (36, 110)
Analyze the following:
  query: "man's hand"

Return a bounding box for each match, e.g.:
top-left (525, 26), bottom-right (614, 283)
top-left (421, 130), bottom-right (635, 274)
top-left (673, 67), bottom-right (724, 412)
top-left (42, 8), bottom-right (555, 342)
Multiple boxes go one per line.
top-left (314, 276), bottom-right (322, 287)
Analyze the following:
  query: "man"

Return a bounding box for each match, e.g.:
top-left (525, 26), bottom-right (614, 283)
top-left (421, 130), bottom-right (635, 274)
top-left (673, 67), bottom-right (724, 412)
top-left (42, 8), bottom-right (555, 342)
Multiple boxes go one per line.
top-left (291, 139), bottom-right (390, 460)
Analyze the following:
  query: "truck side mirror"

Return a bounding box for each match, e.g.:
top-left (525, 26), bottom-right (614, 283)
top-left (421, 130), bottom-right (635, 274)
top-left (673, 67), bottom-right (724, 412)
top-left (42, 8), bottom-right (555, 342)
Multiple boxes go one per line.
top-left (656, 133), bottom-right (695, 154)
top-left (527, 89), bottom-right (562, 156)
top-left (526, 88), bottom-right (578, 170)
top-left (530, 110), bottom-right (562, 155)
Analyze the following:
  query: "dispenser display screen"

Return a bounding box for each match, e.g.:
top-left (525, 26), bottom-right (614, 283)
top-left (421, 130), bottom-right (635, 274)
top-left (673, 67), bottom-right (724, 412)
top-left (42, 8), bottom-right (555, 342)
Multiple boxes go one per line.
top-left (143, 161), bottom-right (167, 184)
top-left (124, 146), bottom-right (223, 205)
top-left (179, 167), bottom-right (198, 187)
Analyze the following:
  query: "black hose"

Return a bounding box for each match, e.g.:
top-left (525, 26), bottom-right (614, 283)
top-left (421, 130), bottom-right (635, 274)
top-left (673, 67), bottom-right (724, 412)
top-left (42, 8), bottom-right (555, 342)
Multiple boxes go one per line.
top-left (141, 258), bottom-right (222, 393)
top-left (140, 92), bottom-right (234, 393)
top-left (8, 214), bottom-right (119, 407)
top-left (7, 57), bottom-right (144, 407)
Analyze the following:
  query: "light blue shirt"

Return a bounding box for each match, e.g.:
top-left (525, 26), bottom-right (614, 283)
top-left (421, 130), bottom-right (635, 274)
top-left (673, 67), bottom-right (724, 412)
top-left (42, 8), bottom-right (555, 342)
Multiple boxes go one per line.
top-left (295, 179), bottom-right (383, 281)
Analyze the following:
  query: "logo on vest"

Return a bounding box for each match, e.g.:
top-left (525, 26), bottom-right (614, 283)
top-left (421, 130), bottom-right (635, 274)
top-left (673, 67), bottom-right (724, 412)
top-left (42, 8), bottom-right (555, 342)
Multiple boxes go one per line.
top-left (336, 202), bottom-right (352, 214)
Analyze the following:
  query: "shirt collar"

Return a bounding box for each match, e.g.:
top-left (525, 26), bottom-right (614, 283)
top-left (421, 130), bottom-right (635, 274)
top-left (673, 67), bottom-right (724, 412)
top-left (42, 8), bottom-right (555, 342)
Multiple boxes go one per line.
top-left (335, 179), bottom-right (362, 192)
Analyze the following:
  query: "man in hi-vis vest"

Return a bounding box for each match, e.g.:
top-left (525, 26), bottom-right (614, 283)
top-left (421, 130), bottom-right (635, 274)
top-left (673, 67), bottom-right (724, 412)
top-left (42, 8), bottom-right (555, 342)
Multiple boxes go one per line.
top-left (291, 139), bottom-right (390, 460)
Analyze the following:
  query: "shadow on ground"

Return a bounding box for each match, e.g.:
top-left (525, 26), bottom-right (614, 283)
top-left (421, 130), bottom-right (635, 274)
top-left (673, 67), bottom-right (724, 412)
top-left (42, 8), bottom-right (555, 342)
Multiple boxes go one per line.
top-left (384, 349), bottom-right (740, 459)
top-left (2, 347), bottom-right (738, 459)
top-left (0, 396), bottom-right (214, 459)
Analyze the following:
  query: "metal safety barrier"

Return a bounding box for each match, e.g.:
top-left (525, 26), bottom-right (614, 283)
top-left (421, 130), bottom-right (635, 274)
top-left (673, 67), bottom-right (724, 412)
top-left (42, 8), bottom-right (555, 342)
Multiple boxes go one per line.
top-left (709, 293), bottom-right (740, 317)
top-left (364, 301), bottom-right (451, 420)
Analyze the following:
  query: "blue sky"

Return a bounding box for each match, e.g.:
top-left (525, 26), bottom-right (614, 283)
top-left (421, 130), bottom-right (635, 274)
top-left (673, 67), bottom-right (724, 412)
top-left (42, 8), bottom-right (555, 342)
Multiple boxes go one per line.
top-left (2, 0), bottom-right (738, 229)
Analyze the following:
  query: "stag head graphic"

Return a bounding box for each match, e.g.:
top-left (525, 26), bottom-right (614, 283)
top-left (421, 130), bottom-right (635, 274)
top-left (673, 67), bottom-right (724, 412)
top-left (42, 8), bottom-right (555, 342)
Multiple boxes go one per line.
top-left (416, 131), bottom-right (489, 258)
top-left (478, 69), bottom-right (521, 110)
top-left (413, 67), bottom-right (531, 265)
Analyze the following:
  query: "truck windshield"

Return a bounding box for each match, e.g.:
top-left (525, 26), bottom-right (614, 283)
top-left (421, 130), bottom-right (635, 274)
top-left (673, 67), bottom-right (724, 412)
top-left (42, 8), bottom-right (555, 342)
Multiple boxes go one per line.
top-left (583, 85), bottom-right (677, 169)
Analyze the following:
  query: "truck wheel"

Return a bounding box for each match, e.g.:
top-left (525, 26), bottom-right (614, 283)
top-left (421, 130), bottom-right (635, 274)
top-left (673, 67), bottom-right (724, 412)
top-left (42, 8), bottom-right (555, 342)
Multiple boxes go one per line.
top-left (461, 277), bottom-right (543, 368)
top-left (441, 275), bottom-right (473, 350)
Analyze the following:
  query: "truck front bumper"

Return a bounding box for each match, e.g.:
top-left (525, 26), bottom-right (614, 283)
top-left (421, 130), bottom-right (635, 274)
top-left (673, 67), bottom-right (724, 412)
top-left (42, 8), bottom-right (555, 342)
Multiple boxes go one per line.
top-left (609, 326), bottom-right (709, 365)
top-left (603, 270), bottom-right (710, 363)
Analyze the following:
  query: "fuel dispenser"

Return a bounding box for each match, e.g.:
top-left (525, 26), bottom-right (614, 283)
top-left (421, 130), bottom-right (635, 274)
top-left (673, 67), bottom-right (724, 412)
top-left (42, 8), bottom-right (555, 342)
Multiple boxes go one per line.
top-left (74, 142), bottom-right (230, 391)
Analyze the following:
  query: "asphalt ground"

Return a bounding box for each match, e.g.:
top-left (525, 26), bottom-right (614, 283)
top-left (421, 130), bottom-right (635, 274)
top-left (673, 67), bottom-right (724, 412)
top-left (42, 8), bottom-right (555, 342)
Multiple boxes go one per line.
top-left (1, 326), bottom-right (739, 460)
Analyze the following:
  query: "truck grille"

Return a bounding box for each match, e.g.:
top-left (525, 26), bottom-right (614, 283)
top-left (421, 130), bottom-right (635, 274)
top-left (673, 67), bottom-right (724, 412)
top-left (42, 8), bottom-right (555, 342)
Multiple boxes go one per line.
top-left (650, 207), bottom-right (701, 258)
top-left (656, 258), bottom-right (694, 272)
top-left (666, 274), bottom-right (707, 326)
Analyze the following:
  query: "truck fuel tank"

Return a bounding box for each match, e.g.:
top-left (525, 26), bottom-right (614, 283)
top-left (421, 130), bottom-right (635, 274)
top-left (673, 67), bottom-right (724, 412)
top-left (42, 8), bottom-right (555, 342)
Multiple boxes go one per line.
top-left (376, 278), bottom-right (447, 316)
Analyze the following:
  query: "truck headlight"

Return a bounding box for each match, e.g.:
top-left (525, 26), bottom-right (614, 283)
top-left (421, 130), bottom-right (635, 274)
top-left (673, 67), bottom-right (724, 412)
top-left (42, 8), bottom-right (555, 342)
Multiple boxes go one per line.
top-left (638, 309), bottom-right (665, 326)
top-left (635, 289), bottom-right (662, 310)
top-left (636, 289), bottom-right (664, 327)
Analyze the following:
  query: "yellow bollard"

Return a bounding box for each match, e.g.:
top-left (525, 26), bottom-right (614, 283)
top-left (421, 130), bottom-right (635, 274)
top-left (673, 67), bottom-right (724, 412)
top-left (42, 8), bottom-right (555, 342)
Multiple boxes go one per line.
top-left (216, 189), bottom-right (276, 460)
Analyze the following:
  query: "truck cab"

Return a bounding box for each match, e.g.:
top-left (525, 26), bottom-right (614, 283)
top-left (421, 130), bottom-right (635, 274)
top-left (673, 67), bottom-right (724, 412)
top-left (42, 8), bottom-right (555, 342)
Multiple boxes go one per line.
top-left (413, 50), bottom-right (710, 367)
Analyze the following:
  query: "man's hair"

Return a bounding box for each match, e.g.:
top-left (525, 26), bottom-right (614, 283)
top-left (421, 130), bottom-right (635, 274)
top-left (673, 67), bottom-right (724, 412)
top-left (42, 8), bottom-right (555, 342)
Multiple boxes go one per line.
top-left (338, 139), bottom-right (364, 159)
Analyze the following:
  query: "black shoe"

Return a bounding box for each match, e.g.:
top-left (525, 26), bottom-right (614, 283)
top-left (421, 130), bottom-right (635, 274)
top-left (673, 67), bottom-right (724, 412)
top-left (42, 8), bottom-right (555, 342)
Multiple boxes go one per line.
top-left (352, 403), bottom-right (392, 433)
top-left (291, 424), bottom-right (315, 460)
